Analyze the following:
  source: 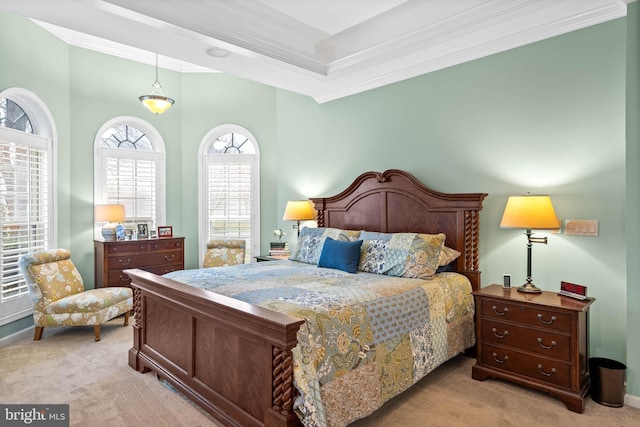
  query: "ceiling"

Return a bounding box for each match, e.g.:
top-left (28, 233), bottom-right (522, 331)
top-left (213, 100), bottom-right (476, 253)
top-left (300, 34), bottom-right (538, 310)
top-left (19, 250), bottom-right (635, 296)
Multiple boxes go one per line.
top-left (0, 0), bottom-right (632, 103)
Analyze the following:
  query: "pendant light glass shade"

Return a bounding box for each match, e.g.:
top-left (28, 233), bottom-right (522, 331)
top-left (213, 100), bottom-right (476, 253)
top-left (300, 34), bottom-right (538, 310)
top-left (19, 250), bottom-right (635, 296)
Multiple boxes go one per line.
top-left (139, 54), bottom-right (174, 114)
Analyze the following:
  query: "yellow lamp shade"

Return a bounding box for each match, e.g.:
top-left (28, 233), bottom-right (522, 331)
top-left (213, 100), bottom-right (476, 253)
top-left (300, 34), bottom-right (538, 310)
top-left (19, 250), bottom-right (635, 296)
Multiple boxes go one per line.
top-left (282, 200), bottom-right (315, 221)
top-left (500, 195), bottom-right (560, 230)
top-left (95, 204), bottom-right (125, 223)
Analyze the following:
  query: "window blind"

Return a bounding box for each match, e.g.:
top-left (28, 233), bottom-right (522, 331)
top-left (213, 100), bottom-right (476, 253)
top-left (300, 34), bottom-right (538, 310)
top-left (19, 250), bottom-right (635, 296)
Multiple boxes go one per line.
top-left (207, 161), bottom-right (252, 259)
top-left (0, 140), bottom-right (48, 304)
top-left (105, 156), bottom-right (157, 228)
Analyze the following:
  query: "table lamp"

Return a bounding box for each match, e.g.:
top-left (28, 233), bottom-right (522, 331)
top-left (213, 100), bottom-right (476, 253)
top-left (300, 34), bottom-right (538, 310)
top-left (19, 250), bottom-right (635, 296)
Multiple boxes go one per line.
top-left (283, 200), bottom-right (315, 237)
top-left (500, 194), bottom-right (560, 293)
top-left (95, 204), bottom-right (125, 241)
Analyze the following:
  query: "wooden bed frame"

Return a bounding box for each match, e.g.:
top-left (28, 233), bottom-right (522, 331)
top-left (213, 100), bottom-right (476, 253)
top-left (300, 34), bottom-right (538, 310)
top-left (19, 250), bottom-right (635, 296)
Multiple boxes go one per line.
top-left (125, 169), bottom-right (487, 427)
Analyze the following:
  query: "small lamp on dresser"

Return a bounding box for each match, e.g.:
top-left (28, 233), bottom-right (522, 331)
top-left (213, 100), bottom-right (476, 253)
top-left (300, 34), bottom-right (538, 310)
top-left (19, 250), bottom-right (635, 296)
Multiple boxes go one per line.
top-left (499, 194), bottom-right (560, 293)
top-left (95, 204), bottom-right (125, 241)
top-left (283, 200), bottom-right (315, 237)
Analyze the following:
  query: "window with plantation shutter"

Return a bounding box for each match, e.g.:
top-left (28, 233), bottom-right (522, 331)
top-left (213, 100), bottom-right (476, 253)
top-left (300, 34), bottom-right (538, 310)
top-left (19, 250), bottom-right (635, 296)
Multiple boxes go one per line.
top-left (94, 118), bottom-right (165, 239)
top-left (200, 125), bottom-right (260, 264)
top-left (0, 94), bottom-right (54, 326)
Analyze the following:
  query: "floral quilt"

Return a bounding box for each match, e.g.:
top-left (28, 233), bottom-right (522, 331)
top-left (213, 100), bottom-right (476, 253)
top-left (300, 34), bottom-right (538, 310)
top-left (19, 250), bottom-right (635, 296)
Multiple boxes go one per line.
top-left (165, 260), bottom-right (475, 427)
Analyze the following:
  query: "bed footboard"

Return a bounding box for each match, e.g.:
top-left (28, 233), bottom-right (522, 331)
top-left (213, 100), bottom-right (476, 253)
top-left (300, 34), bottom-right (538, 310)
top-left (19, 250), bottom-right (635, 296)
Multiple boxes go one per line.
top-left (125, 269), bottom-right (305, 427)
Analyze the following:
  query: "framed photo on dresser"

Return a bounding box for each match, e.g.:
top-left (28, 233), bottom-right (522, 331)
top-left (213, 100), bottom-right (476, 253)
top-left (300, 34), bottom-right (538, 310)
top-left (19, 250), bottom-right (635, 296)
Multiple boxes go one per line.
top-left (137, 223), bottom-right (149, 238)
top-left (157, 226), bottom-right (173, 238)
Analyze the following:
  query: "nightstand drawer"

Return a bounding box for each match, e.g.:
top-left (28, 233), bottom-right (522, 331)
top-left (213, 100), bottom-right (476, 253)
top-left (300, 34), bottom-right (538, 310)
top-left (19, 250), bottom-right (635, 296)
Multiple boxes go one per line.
top-left (481, 344), bottom-right (571, 389)
top-left (480, 299), bottom-right (571, 332)
top-left (481, 319), bottom-right (570, 360)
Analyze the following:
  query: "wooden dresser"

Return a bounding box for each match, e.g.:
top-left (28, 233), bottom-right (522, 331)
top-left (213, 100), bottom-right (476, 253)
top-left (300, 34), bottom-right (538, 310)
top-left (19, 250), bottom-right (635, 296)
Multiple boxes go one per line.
top-left (472, 284), bottom-right (594, 413)
top-left (94, 237), bottom-right (184, 288)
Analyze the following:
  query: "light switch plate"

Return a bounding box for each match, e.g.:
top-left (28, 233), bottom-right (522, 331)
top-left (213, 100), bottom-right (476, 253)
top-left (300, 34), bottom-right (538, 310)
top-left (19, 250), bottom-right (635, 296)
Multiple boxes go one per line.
top-left (564, 220), bottom-right (598, 236)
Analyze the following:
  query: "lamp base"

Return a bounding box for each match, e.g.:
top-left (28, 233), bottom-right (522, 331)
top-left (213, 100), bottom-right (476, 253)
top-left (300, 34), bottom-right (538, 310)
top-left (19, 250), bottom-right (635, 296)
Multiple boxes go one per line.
top-left (101, 223), bottom-right (117, 241)
top-left (517, 282), bottom-right (542, 293)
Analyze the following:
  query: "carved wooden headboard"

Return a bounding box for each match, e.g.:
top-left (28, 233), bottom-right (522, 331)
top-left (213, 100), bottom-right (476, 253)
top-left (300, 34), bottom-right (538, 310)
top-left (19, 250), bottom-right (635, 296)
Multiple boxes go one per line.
top-left (310, 169), bottom-right (487, 290)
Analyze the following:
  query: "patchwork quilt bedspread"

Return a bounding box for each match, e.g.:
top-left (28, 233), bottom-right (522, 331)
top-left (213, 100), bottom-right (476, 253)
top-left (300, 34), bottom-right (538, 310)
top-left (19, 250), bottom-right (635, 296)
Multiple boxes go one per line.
top-left (165, 260), bottom-right (475, 427)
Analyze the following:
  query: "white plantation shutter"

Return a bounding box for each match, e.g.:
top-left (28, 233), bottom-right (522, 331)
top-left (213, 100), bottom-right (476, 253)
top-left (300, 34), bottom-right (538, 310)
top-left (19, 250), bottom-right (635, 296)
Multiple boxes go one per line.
top-left (105, 157), bottom-right (157, 227)
top-left (0, 129), bottom-right (51, 323)
top-left (94, 119), bottom-right (166, 239)
top-left (207, 160), bottom-right (252, 250)
top-left (199, 126), bottom-right (260, 264)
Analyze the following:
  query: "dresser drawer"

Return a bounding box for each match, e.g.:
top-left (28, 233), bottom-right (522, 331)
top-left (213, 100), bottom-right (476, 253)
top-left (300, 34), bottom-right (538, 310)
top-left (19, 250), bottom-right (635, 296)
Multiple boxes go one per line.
top-left (481, 343), bottom-right (571, 389)
top-left (481, 319), bottom-right (570, 360)
top-left (149, 239), bottom-right (183, 251)
top-left (109, 263), bottom-right (183, 285)
top-left (109, 251), bottom-right (183, 269)
top-left (480, 299), bottom-right (571, 332)
top-left (108, 270), bottom-right (133, 286)
top-left (107, 241), bottom-right (150, 254)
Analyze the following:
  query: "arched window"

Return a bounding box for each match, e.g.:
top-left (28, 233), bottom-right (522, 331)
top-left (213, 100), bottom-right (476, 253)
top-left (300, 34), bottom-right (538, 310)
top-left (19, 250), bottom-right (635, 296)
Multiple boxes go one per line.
top-left (94, 117), bottom-right (165, 237)
top-left (199, 125), bottom-right (260, 264)
top-left (0, 88), bottom-right (56, 325)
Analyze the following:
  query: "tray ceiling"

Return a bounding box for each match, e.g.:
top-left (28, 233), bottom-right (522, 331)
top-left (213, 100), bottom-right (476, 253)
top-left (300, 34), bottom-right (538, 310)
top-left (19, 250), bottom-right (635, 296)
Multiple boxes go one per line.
top-left (0, 0), bottom-right (631, 103)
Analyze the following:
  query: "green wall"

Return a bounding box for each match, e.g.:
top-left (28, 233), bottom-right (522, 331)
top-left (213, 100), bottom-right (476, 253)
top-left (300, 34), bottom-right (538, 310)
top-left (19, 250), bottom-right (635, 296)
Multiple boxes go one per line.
top-left (626, 1), bottom-right (640, 402)
top-left (0, 9), bottom-right (637, 399)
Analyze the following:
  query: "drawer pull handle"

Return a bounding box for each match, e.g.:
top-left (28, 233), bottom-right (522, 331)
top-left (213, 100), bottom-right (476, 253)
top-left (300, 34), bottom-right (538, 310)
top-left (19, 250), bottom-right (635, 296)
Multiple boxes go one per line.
top-left (537, 337), bottom-right (557, 349)
top-left (140, 245), bottom-right (146, 250)
top-left (165, 255), bottom-right (175, 262)
top-left (537, 364), bottom-right (557, 377)
top-left (119, 258), bottom-right (132, 266)
top-left (492, 328), bottom-right (509, 339)
top-left (118, 274), bottom-right (130, 282)
top-left (492, 305), bottom-right (509, 316)
top-left (492, 352), bottom-right (509, 364)
top-left (537, 314), bottom-right (557, 325)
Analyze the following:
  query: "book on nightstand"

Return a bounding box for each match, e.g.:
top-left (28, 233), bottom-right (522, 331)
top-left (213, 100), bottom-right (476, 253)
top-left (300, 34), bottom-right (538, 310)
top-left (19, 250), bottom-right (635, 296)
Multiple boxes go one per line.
top-left (269, 241), bottom-right (290, 257)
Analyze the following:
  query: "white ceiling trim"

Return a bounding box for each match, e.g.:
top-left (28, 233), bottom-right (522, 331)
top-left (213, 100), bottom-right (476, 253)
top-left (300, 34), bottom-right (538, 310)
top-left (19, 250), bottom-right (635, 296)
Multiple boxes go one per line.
top-left (0, 0), bottom-right (631, 103)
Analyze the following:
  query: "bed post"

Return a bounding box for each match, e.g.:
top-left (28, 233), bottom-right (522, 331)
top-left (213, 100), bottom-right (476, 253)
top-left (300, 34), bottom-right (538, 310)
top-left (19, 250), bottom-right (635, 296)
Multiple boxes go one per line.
top-left (462, 209), bottom-right (482, 291)
top-left (128, 287), bottom-right (149, 373)
top-left (267, 346), bottom-right (301, 427)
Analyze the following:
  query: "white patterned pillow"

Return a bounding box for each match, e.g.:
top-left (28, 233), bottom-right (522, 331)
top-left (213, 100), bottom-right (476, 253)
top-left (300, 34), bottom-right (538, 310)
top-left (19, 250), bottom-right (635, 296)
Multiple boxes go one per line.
top-left (289, 227), bottom-right (361, 265)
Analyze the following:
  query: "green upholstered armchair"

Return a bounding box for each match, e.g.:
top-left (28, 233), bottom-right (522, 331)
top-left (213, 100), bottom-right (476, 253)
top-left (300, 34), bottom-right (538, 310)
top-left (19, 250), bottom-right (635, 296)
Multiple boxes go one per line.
top-left (18, 248), bottom-right (133, 341)
top-left (203, 240), bottom-right (246, 267)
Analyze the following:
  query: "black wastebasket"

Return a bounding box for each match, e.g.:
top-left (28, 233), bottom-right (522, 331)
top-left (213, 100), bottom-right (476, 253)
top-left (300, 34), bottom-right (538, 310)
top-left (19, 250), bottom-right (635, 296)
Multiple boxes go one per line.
top-left (589, 357), bottom-right (626, 407)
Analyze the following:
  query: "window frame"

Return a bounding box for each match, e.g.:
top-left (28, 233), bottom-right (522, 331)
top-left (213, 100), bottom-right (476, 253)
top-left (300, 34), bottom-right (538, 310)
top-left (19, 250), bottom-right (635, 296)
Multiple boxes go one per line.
top-left (93, 117), bottom-right (166, 237)
top-left (0, 88), bottom-right (57, 326)
top-left (198, 124), bottom-right (260, 265)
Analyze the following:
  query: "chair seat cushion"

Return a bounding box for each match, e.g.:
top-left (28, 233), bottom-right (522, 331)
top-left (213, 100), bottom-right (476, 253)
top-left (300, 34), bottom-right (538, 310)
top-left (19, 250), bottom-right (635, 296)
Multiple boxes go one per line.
top-left (45, 287), bottom-right (132, 314)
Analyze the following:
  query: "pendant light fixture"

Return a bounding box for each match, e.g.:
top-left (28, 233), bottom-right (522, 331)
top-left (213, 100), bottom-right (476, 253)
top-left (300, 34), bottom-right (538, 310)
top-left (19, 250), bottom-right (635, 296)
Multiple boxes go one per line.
top-left (139, 53), bottom-right (174, 114)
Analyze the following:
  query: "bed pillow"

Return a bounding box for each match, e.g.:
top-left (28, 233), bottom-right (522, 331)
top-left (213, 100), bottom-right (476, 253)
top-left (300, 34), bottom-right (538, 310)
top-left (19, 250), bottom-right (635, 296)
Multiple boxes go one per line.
top-left (438, 246), bottom-right (461, 267)
top-left (289, 227), bottom-right (361, 265)
top-left (318, 237), bottom-right (363, 273)
top-left (358, 231), bottom-right (445, 280)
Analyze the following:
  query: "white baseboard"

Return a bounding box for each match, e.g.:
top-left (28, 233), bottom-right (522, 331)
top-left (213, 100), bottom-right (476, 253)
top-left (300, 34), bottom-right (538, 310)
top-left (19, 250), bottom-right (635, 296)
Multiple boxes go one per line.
top-left (0, 326), bottom-right (33, 347)
top-left (625, 393), bottom-right (640, 409)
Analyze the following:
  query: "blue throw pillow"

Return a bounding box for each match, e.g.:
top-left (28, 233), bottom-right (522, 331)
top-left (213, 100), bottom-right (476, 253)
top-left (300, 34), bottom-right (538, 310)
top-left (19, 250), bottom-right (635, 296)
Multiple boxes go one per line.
top-left (318, 237), bottom-right (363, 274)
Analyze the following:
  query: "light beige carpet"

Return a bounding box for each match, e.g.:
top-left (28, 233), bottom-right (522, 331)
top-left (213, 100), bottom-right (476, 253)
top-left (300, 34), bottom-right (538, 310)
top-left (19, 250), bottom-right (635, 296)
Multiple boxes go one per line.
top-left (1, 318), bottom-right (638, 427)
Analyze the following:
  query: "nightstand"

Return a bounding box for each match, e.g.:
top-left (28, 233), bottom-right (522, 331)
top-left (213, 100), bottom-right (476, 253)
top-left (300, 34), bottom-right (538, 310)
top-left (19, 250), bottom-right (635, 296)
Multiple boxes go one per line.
top-left (94, 237), bottom-right (184, 288)
top-left (472, 284), bottom-right (594, 413)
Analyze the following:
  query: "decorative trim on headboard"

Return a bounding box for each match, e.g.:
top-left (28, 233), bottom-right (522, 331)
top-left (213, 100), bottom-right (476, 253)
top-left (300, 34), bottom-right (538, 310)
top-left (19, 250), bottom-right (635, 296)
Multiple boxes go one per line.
top-left (310, 169), bottom-right (487, 289)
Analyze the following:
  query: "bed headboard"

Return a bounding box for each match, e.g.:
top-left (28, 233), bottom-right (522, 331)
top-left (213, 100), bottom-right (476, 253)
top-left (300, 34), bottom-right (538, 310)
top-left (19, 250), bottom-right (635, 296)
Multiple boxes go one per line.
top-left (310, 169), bottom-right (487, 290)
